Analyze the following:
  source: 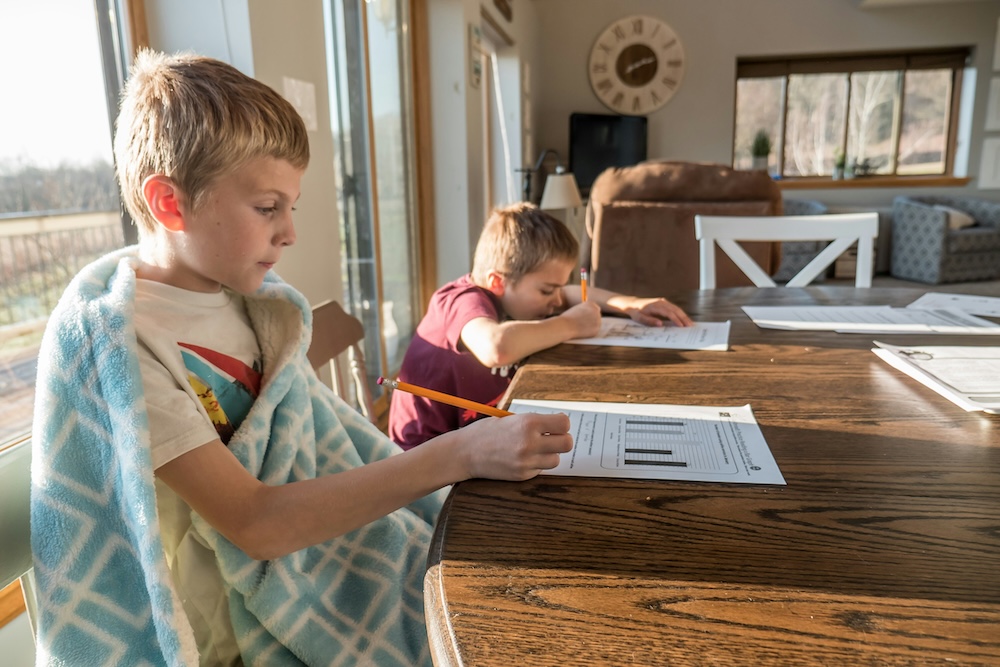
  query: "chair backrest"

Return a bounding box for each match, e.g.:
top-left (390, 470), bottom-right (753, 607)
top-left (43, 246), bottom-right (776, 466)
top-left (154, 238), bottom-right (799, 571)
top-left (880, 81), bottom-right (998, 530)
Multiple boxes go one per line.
top-left (0, 438), bottom-right (38, 638)
top-left (695, 212), bottom-right (879, 289)
top-left (583, 160), bottom-right (783, 295)
top-left (307, 300), bottom-right (377, 423)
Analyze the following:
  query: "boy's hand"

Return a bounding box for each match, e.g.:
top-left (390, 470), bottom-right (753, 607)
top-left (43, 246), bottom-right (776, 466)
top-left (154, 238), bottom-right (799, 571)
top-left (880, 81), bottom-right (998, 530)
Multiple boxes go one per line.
top-left (559, 300), bottom-right (602, 339)
top-left (461, 412), bottom-right (573, 481)
top-left (612, 296), bottom-right (693, 327)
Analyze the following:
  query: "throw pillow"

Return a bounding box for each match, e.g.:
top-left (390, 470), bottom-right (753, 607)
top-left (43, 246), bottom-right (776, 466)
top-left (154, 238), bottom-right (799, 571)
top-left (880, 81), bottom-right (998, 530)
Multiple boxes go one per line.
top-left (933, 204), bottom-right (977, 230)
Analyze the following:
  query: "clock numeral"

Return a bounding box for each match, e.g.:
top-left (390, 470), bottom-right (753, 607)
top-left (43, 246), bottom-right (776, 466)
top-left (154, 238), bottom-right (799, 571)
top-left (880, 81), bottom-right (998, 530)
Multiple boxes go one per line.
top-left (632, 96), bottom-right (642, 113)
top-left (650, 90), bottom-right (662, 105)
top-left (612, 92), bottom-right (625, 109)
top-left (596, 79), bottom-right (614, 93)
top-left (631, 18), bottom-right (643, 35)
top-left (650, 23), bottom-right (661, 38)
top-left (661, 38), bottom-right (678, 51)
top-left (612, 25), bottom-right (626, 41)
top-left (667, 59), bottom-right (683, 68)
top-left (662, 77), bottom-right (678, 90)
top-left (591, 62), bottom-right (607, 74)
top-left (598, 42), bottom-right (613, 54)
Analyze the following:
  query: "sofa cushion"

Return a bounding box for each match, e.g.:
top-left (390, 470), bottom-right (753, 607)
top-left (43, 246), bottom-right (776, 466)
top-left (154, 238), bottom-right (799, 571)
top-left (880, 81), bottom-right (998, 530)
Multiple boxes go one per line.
top-left (934, 204), bottom-right (977, 230)
top-left (947, 226), bottom-right (1000, 253)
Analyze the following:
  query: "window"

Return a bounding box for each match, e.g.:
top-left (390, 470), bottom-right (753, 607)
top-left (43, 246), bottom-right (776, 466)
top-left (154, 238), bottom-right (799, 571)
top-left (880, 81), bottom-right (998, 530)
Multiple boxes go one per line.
top-left (325, 0), bottom-right (423, 412)
top-left (733, 49), bottom-right (969, 180)
top-left (0, 0), bottom-right (131, 447)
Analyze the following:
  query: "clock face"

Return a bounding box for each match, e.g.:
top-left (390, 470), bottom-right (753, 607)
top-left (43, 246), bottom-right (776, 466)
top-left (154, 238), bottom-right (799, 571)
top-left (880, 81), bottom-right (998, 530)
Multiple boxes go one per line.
top-left (588, 15), bottom-right (685, 116)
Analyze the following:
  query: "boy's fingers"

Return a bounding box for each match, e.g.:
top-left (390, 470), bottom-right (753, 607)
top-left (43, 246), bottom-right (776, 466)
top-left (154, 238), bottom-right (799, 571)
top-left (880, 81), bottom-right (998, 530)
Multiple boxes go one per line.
top-left (538, 431), bottom-right (573, 452)
top-left (666, 311), bottom-right (693, 327)
top-left (636, 304), bottom-right (693, 328)
top-left (530, 411), bottom-right (571, 435)
top-left (631, 310), bottom-right (665, 327)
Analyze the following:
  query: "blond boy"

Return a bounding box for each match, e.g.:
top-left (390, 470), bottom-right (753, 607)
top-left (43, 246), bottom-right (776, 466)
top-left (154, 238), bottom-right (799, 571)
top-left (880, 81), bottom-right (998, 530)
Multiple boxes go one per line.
top-left (31, 51), bottom-right (570, 667)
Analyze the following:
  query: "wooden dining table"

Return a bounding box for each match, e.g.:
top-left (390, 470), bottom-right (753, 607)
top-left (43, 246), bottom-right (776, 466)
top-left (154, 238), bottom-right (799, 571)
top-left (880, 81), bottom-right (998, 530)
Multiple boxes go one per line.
top-left (423, 287), bottom-right (1000, 666)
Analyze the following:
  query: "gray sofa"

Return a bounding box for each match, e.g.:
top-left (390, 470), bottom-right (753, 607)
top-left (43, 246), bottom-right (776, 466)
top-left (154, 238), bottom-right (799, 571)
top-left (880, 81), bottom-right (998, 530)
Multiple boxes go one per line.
top-left (891, 196), bottom-right (1000, 284)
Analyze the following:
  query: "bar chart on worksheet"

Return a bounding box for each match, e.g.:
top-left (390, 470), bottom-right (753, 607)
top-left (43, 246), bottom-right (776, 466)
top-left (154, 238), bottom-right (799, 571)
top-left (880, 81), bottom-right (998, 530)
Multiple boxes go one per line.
top-left (615, 415), bottom-right (730, 471)
top-left (509, 399), bottom-right (785, 485)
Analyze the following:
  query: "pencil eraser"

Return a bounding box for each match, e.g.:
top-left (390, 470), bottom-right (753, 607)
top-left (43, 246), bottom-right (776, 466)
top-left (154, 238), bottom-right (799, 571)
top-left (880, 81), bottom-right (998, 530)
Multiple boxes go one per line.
top-left (376, 376), bottom-right (385, 385)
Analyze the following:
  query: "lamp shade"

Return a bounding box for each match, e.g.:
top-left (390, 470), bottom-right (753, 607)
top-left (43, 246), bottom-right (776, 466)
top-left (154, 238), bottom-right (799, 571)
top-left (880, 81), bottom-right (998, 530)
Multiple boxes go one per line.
top-left (539, 168), bottom-right (583, 210)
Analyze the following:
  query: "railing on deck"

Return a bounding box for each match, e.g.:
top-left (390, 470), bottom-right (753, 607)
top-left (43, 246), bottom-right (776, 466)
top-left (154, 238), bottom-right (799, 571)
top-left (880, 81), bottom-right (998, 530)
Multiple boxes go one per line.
top-left (0, 210), bottom-right (123, 446)
top-left (0, 210), bottom-right (123, 326)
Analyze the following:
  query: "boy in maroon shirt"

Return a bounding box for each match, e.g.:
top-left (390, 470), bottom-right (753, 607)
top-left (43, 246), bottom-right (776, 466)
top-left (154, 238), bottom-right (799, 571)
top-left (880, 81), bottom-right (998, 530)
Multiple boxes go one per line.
top-left (389, 203), bottom-right (692, 449)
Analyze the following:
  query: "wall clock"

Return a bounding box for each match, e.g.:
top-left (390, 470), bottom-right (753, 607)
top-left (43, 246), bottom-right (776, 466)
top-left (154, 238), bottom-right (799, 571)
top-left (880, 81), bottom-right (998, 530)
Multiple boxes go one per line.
top-left (588, 15), bottom-right (685, 116)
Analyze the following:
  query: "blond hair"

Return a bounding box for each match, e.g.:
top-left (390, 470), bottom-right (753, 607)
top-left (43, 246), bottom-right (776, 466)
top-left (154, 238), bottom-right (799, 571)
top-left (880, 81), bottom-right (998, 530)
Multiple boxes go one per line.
top-left (471, 203), bottom-right (579, 285)
top-left (114, 50), bottom-right (310, 235)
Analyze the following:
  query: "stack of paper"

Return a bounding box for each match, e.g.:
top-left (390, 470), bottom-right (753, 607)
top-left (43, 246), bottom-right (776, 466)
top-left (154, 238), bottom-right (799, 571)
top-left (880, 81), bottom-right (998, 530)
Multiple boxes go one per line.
top-left (872, 341), bottom-right (1000, 414)
top-left (905, 292), bottom-right (1000, 318)
top-left (742, 305), bottom-right (1000, 334)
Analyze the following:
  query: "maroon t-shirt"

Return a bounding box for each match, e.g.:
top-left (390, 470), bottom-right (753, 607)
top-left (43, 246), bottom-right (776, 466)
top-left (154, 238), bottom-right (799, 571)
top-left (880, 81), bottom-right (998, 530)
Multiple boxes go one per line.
top-left (389, 275), bottom-right (516, 450)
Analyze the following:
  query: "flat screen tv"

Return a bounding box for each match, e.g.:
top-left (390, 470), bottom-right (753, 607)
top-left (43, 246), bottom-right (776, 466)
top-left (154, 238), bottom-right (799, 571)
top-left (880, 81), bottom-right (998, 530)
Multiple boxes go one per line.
top-left (569, 112), bottom-right (648, 196)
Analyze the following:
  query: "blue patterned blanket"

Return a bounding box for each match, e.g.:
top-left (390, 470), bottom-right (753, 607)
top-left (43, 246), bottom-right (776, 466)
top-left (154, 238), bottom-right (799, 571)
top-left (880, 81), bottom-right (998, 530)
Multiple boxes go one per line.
top-left (31, 249), bottom-right (443, 665)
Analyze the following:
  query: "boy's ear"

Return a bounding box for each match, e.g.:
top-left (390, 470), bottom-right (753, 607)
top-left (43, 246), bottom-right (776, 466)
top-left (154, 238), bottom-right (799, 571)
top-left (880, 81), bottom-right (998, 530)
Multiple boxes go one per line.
top-left (141, 175), bottom-right (186, 232)
top-left (484, 270), bottom-right (506, 296)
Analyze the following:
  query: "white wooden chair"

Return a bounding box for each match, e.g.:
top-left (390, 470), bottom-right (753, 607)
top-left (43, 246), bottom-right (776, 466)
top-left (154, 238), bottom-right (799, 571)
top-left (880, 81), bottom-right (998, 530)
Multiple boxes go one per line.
top-left (0, 438), bottom-right (38, 641)
top-left (307, 300), bottom-right (377, 423)
top-left (695, 213), bottom-right (879, 289)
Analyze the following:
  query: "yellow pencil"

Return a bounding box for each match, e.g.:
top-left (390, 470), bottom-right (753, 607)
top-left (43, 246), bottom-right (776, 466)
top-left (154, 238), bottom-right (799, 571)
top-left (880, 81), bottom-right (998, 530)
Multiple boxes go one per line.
top-left (580, 267), bottom-right (588, 302)
top-left (377, 377), bottom-right (513, 418)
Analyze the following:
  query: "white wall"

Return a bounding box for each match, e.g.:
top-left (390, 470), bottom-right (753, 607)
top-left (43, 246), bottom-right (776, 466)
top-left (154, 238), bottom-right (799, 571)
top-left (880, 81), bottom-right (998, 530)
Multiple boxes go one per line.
top-left (530, 0), bottom-right (1000, 209)
top-left (144, 0), bottom-right (343, 306)
top-left (427, 0), bottom-right (542, 284)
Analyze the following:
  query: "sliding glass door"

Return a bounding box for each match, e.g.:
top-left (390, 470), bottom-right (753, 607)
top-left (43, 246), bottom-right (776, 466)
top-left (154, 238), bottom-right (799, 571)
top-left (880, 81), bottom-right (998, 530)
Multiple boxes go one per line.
top-left (325, 0), bottom-right (421, 409)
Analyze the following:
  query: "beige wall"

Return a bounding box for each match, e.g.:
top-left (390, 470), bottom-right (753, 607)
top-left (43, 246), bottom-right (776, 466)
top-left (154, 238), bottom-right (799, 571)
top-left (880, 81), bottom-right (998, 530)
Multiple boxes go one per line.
top-left (144, 0), bottom-right (343, 306)
top-left (531, 0), bottom-right (1000, 209)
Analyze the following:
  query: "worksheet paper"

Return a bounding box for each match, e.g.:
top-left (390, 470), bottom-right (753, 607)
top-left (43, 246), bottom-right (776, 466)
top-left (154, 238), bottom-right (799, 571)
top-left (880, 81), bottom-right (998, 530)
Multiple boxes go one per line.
top-left (905, 293), bottom-right (1000, 319)
top-left (872, 341), bottom-right (1000, 414)
top-left (742, 305), bottom-right (1000, 334)
top-left (566, 318), bottom-right (731, 350)
top-left (508, 399), bottom-right (785, 485)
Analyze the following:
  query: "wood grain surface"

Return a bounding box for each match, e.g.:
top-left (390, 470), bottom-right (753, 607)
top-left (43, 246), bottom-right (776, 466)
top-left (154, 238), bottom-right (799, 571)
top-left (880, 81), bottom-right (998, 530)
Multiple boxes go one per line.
top-left (425, 288), bottom-right (1000, 666)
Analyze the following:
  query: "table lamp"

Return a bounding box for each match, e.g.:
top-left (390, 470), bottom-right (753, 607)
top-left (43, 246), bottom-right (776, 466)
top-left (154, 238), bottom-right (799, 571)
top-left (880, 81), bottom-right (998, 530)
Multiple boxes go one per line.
top-left (518, 148), bottom-right (582, 208)
top-left (539, 165), bottom-right (582, 210)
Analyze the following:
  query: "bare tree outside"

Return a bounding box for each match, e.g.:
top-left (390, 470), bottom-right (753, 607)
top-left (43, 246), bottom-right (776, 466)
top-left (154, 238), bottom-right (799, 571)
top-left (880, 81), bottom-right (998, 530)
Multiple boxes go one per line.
top-left (899, 69), bottom-right (951, 174)
top-left (848, 71), bottom-right (899, 175)
top-left (735, 56), bottom-right (958, 180)
top-left (785, 74), bottom-right (847, 176)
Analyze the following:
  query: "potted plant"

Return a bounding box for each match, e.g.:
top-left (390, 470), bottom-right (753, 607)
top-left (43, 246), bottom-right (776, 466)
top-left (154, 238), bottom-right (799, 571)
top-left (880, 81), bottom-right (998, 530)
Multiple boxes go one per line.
top-left (750, 130), bottom-right (771, 171)
top-left (833, 149), bottom-right (846, 180)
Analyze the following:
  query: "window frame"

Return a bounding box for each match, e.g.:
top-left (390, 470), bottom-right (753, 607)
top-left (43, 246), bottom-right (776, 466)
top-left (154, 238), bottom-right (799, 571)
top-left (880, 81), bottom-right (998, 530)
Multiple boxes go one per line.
top-left (733, 47), bottom-right (971, 187)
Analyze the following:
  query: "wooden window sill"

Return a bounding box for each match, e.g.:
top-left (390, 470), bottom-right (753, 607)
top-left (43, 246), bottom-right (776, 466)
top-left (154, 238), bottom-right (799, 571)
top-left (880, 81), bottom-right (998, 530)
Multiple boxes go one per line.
top-left (776, 175), bottom-right (971, 190)
top-left (0, 581), bottom-right (25, 628)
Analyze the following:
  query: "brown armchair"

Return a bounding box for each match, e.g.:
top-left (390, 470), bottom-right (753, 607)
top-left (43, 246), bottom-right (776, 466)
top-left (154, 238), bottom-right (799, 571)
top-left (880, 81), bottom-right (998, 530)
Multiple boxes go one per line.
top-left (582, 161), bottom-right (783, 295)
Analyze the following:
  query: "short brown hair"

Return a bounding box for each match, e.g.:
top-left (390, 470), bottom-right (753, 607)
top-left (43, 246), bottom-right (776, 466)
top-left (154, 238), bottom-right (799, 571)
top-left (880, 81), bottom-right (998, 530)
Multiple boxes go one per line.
top-left (471, 203), bottom-right (579, 285)
top-left (114, 50), bottom-right (310, 235)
